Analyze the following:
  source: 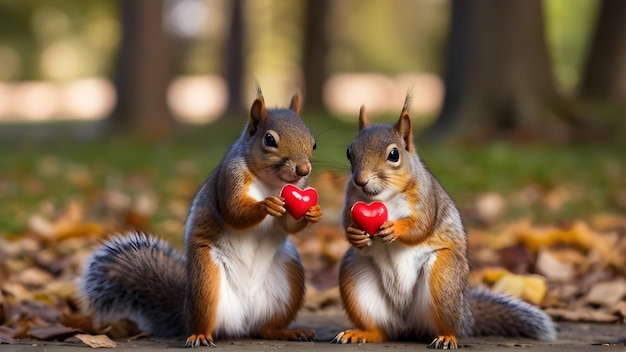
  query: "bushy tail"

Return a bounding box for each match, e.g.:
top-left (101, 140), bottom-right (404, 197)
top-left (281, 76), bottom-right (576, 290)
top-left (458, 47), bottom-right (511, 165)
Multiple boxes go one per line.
top-left (469, 290), bottom-right (556, 340)
top-left (79, 232), bottom-right (187, 337)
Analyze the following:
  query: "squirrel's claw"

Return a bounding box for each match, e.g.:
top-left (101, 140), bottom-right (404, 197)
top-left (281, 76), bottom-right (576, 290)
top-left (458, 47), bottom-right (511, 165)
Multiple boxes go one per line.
top-left (429, 335), bottom-right (458, 349)
top-left (346, 226), bottom-right (371, 249)
top-left (185, 334), bottom-right (216, 348)
top-left (304, 204), bottom-right (322, 223)
top-left (263, 196), bottom-right (286, 217)
top-left (332, 329), bottom-right (384, 344)
top-left (376, 221), bottom-right (397, 243)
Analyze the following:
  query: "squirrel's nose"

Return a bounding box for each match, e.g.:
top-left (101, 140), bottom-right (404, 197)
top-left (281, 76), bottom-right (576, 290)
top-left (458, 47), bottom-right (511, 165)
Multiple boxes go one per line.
top-left (353, 174), bottom-right (369, 187)
top-left (296, 163), bottom-right (311, 177)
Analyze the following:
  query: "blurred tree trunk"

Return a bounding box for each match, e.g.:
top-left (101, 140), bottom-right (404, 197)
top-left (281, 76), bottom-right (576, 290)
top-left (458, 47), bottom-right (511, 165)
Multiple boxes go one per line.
top-left (427, 0), bottom-right (581, 143)
top-left (109, 0), bottom-right (174, 139)
top-left (579, 0), bottom-right (626, 105)
top-left (224, 0), bottom-right (244, 115)
top-left (302, 0), bottom-right (329, 113)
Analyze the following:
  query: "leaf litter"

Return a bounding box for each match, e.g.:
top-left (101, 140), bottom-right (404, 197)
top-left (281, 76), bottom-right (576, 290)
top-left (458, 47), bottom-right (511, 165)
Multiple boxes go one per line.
top-left (1, 170), bottom-right (626, 346)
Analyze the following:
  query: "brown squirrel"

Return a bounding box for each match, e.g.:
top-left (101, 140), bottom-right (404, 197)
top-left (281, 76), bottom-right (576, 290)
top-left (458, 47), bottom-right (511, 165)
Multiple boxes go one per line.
top-left (79, 91), bottom-right (321, 347)
top-left (333, 97), bottom-right (556, 348)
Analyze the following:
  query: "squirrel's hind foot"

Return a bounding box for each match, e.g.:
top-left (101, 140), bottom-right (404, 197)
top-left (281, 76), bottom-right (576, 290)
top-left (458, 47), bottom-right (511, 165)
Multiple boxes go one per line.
top-left (185, 334), bottom-right (216, 348)
top-left (332, 329), bottom-right (385, 344)
top-left (429, 335), bottom-right (458, 349)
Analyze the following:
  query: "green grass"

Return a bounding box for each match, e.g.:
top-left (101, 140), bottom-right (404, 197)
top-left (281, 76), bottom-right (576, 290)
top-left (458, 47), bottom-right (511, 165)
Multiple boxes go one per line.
top-left (1, 117), bottom-right (624, 239)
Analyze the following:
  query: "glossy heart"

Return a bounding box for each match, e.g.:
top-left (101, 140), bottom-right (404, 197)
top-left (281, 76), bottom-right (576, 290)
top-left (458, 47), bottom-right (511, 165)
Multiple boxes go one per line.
top-left (351, 201), bottom-right (388, 236)
top-left (280, 184), bottom-right (318, 220)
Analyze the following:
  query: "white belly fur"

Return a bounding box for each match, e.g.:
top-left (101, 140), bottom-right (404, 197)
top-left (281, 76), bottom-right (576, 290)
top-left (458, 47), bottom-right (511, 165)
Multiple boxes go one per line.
top-left (352, 242), bottom-right (438, 338)
top-left (211, 177), bottom-right (300, 338)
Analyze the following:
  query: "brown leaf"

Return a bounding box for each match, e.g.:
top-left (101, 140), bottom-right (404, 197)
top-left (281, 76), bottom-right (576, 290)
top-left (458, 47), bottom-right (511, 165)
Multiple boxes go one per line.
top-left (74, 333), bottom-right (117, 348)
top-left (584, 279), bottom-right (626, 308)
top-left (545, 307), bottom-right (620, 323)
top-left (535, 249), bottom-right (576, 282)
top-left (0, 326), bottom-right (16, 343)
top-left (28, 325), bottom-right (82, 341)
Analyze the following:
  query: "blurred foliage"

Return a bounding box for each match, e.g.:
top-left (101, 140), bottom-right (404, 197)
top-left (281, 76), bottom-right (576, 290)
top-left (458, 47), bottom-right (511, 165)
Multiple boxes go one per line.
top-left (0, 0), bottom-right (119, 81)
top-left (0, 0), bottom-right (602, 92)
top-left (544, 0), bottom-right (599, 93)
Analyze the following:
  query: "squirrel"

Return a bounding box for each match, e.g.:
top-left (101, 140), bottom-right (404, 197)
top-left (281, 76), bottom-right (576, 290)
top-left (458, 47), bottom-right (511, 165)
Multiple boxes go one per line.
top-left (332, 96), bottom-right (556, 349)
top-left (79, 91), bottom-right (321, 347)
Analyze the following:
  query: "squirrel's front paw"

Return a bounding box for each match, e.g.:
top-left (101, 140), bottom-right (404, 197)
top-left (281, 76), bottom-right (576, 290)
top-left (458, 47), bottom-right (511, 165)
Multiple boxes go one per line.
top-left (262, 196), bottom-right (286, 217)
top-left (185, 334), bottom-right (216, 348)
top-left (347, 226), bottom-right (371, 249)
top-left (304, 204), bottom-right (322, 223)
top-left (375, 221), bottom-right (397, 243)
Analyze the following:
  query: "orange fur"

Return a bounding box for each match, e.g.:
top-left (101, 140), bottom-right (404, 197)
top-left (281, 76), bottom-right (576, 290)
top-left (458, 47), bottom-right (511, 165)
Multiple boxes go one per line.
top-left (185, 238), bottom-right (221, 347)
top-left (219, 171), bottom-right (269, 231)
top-left (428, 245), bottom-right (468, 347)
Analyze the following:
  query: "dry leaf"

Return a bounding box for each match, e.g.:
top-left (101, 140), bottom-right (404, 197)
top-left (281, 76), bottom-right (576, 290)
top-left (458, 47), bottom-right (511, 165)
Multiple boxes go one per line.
top-left (75, 333), bottom-right (117, 348)
top-left (545, 307), bottom-right (620, 323)
top-left (535, 249), bottom-right (576, 282)
top-left (584, 279), bottom-right (626, 308)
top-left (28, 325), bottom-right (82, 341)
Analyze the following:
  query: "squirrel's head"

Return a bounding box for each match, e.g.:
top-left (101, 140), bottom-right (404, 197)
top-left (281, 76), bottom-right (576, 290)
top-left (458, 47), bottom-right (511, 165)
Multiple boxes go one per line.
top-left (245, 93), bottom-right (316, 188)
top-left (346, 101), bottom-right (416, 200)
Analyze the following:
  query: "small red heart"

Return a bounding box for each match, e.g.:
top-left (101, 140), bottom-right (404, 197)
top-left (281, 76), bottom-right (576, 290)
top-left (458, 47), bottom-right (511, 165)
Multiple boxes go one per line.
top-left (351, 202), bottom-right (388, 236)
top-left (280, 184), bottom-right (318, 220)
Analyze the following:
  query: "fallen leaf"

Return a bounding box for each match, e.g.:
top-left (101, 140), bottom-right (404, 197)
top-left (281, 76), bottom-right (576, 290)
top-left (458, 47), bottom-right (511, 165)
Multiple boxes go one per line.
top-left (584, 279), bottom-right (626, 308)
top-left (535, 249), bottom-right (576, 282)
top-left (74, 333), bottom-right (117, 348)
top-left (545, 307), bottom-right (620, 323)
top-left (28, 325), bottom-right (82, 341)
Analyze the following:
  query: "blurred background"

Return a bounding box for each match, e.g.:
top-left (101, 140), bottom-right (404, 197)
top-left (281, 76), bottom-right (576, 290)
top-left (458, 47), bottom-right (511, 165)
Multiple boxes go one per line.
top-left (1, 0), bottom-right (625, 240)
top-left (1, 0), bottom-right (624, 135)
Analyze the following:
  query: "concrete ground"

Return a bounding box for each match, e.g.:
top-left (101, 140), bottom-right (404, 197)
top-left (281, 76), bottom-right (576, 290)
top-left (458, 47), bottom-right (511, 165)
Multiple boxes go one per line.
top-left (2, 314), bottom-right (625, 351)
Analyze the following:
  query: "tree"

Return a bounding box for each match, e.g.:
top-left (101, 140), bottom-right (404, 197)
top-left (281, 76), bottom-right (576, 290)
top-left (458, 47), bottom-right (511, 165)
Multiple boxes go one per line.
top-left (427, 0), bottom-right (580, 143)
top-left (302, 0), bottom-right (330, 113)
top-left (224, 0), bottom-right (244, 115)
top-left (109, 0), bottom-right (174, 139)
top-left (579, 0), bottom-right (626, 105)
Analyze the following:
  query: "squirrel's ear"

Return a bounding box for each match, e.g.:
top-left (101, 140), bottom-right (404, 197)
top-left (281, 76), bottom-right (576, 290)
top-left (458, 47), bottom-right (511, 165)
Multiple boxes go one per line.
top-left (289, 94), bottom-right (301, 115)
top-left (249, 98), bottom-right (267, 136)
top-left (358, 105), bottom-right (369, 131)
top-left (394, 110), bottom-right (414, 153)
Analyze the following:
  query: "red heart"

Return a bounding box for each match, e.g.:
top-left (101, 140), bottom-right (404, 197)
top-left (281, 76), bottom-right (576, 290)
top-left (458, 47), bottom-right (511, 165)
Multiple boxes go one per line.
top-left (280, 184), bottom-right (318, 220)
top-left (351, 202), bottom-right (388, 236)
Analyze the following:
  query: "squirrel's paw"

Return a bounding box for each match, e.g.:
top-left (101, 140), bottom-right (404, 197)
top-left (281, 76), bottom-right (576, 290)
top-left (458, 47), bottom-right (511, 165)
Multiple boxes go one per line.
top-left (332, 329), bottom-right (384, 344)
top-left (375, 221), bottom-right (397, 243)
top-left (304, 204), bottom-right (322, 223)
top-left (346, 226), bottom-right (372, 249)
top-left (429, 335), bottom-right (458, 349)
top-left (260, 327), bottom-right (316, 341)
top-left (185, 334), bottom-right (216, 348)
top-left (262, 196), bottom-right (286, 217)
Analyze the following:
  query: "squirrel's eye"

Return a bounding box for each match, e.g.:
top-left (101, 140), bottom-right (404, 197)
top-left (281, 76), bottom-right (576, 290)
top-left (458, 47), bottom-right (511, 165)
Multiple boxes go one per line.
top-left (346, 147), bottom-right (351, 160)
top-left (387, 148), bottom-right (400, 162)
top-left (264, 133), bottom-right (277, 148)
top-left (313, 142), bottom-right (317, 151)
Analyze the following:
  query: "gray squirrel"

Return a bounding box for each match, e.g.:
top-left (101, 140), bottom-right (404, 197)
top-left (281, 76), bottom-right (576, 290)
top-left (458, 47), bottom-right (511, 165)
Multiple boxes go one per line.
top-left (79, 92), bottom-right (321, 347)
top-left (333, 99), bottom-right (556, 348)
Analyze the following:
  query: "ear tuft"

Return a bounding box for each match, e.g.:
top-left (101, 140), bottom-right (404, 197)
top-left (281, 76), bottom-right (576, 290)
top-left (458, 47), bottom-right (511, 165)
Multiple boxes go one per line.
top-left (358, 105), bottom-right (369, 131)
top-left (394, 110), bottom-right (414, 153)
top-left (289, 94), bottom-right (301, 115)
top-left (255, 81), bottom-right (264, 102)
top-left (248, 98), bottom-right (267, 136)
